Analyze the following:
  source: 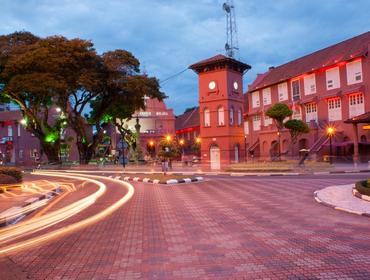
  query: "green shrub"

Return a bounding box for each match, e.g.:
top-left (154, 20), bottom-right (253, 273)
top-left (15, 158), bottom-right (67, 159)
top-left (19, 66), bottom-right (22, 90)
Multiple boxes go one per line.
top-left (0, 174), bottom-right (18, 184)
top-left (0, 167), bottom-right (23, 183)
top-left (355, 180), bottom-right (370, 196)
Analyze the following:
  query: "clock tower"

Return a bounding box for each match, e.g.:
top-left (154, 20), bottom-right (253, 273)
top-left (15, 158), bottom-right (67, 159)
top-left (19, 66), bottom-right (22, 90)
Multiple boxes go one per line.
top-left (189, 54), bottom-right (251, 169)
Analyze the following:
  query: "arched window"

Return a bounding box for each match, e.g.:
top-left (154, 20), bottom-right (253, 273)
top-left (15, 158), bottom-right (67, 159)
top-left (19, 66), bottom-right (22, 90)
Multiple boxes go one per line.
top-left (204, 108), bottom-right (210, 127)
top-left (217, 106), bottom-right (224, 126)
top-left (229, 106), bottom-right (234, 125)
top-left (237, 109), bottom-right (242, 126)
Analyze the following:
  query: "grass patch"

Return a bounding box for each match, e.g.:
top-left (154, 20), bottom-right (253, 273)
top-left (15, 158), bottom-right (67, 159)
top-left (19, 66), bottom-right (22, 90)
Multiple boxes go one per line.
top-left (355, 180), bottom-right (370, 196)
top-left (226, 160), bottom-right (332, 173)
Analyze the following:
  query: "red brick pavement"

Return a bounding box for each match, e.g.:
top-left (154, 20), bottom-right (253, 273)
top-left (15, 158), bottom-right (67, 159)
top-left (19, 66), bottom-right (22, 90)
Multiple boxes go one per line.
top-left (1, 175), bottom-right (370, 279)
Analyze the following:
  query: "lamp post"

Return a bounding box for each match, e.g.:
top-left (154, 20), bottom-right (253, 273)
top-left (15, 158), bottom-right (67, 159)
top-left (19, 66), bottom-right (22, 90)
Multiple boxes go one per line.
top-left (326, 126), bottom-right (335, 164)
top-left (277, 131), bottom-right (281, 160)
top-left (179, 139), bottom-right (185, 162)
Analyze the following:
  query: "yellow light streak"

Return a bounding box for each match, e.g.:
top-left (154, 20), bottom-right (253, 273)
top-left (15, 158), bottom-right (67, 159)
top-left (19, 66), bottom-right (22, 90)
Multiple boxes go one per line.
top-left (0, 171), bottom-right (134, 255)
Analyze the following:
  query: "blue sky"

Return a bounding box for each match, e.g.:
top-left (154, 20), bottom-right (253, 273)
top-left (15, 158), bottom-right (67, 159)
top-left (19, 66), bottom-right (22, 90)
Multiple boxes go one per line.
top-left (2, 0), bottom-right (370, 115)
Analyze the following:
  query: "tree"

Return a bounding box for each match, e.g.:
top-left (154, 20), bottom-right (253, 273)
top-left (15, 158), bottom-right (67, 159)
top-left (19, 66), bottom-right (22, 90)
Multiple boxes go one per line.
top-left (0, 32), bottom-right (96, 163)
top-left (284, 119), bottom-right (310, 155)
top-left (265, 103), bottom-right (293, 160)
top-left (157, 138), bottom-right (181, 161)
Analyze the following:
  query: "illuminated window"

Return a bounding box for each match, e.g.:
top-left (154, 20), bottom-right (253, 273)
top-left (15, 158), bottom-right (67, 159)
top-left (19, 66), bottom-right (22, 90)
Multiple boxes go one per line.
top-left (346, 60), bottom-right (362, 85)
top-left (217, 106), bottom-right (224, 126)
top-left (244, 121), bottom-right (249, 135)
top-left (7, 125), bottom-right (12, 137)
top-left (328, 98), bottom-right (342, 121)
top-left (204, 108), bottom-right (210, 127)
top-left (251, 91), bottom-right (260, 108)
top-left (326, 67), bottom-right (340, 90)
top-left (349, 93), bottom-right (364, 118)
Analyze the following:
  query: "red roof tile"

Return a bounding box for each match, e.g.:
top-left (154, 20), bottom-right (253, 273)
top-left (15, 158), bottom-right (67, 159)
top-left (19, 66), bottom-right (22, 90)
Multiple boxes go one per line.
top-left (248, 31), bottom-right (370, 92)
top-left (189, 54), bottom-right (251, 73)
top-left (175, 107), bottom-right (200, 131)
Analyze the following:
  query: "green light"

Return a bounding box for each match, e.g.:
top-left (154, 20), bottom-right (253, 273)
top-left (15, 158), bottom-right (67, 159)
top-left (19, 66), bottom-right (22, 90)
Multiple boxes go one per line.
top-left (45, 132), bottom-right (59, 143)
top-left (102, 114), bottom-right (113, 123)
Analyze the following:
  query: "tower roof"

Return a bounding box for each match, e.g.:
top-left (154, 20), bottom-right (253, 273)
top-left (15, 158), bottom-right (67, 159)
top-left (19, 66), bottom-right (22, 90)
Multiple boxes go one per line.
top-left (189, 54), bottom-right (251, 74)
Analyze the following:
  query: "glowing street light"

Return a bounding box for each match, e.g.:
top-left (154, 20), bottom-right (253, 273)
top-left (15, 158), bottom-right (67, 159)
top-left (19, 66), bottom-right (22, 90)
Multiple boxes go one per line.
top-left (20, 119), bottom-right (27, 126)
top-left (56, 107), bottom-right (62, 113)
top-left (179, 139), bottom-right (185, 145)
top-left (196, 137), bottom-right (201, 144)
top-left (149, 140), bottom-right (154, 146)
top-left (166, 135), bottom-right (172, 142)
top-left (326, 126), bottom-right (336, 164)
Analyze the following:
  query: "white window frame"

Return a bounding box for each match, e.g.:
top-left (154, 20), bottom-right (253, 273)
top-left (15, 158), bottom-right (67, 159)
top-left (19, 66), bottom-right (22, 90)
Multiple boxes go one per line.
top-left (278, 82), bottom-right (288, 101)
top-left (217, 106), bottom-right (225, 126)
top-left (244, 121), bottom-right (249, 135)
top-left (251, 91), bottom-right (260, 108)
top-left (262, 87), bottom-right (271, 105)
top-left (346, 60), bottom-right (363, 85)
top-left (304, 74), bottom-right (316, 95)
top-left (204, 108), bottom-right (210, 127)
top-left (253, 115), bottom-right (261, 131)
top-left (264, 115), bottom-right (272, 126)
top-left (326, 67), bottom-right (340, 90)
top-left (305, 103), bottom-right (318, 123)
top-left (7, 125), bottom-right (12, 137)
top-left (292, 105), bottom-right (302, 120)
top-left (328, 98), bottom-right (342, 121)
top-left (348, 93), bottom-right (365, 118)
top-left (17, 124), bottom-right (21, 137)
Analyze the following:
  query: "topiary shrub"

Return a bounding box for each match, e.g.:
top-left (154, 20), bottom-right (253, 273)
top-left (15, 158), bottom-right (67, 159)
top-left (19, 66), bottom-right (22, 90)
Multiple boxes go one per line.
top-left (0, 167), bottom-right (23, 183)
top-left (0, 174), bottom-right (18, 185)
top-left (355, 180), bottom-right (370, 196)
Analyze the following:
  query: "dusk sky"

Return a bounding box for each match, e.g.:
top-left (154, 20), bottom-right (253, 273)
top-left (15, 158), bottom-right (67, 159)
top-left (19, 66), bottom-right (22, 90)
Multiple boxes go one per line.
top-left (2, 0), bottom-right (370, 115)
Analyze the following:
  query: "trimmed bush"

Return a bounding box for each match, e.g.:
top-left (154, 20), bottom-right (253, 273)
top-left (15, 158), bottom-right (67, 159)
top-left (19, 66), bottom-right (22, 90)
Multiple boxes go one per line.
top-left (0, 167), bottom-right (23, 183)
top-left (0, 174), bottom-right (18, 185)
top-left (355, 180), bottom-right (370, 197)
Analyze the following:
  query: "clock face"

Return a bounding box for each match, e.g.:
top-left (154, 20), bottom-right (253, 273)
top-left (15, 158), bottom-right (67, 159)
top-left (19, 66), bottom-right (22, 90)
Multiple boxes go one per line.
top-left (208, 81), bottom-right (216, 90)
top-left (233, 81), bottom-right (239, 90)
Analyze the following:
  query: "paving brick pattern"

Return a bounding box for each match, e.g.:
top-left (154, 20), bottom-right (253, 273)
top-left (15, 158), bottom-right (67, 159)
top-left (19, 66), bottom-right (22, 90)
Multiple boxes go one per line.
top-left (1, 176), bottom-right (370, 279)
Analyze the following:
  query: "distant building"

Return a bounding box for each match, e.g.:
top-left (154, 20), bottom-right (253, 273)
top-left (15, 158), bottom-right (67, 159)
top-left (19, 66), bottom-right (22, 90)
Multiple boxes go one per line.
top-left (245, 31), bottom-right (370, 162)
top-left (175, 107), bottom-right (200, 157)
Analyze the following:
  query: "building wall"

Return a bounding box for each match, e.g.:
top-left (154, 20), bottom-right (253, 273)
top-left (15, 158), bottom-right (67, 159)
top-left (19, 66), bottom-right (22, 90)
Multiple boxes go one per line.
top-left (245, 54), bottom-right (370, 161)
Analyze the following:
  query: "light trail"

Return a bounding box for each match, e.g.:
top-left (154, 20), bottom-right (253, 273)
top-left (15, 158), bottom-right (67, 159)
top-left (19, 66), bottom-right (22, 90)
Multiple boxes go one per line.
top-left (0, 171), bottom-right (134, 255)
top-left (0, 173), bottom-right (106, 243)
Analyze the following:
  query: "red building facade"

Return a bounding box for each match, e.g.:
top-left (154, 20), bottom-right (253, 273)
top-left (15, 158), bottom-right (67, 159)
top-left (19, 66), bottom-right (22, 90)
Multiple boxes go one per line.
top-left (190, 55), bottom-right (251, 169)
top-left (245, 31), bottom-right (370, 162)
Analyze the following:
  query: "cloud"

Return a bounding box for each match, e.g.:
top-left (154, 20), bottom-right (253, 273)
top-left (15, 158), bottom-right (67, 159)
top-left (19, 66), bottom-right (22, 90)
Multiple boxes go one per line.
top-left (1, 0), bottom-right (370, 114)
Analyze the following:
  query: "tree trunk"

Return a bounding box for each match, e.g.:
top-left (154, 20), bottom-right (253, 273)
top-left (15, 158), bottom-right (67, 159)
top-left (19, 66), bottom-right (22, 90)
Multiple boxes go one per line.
top-left (41, 142), bottom-right (61, 164)
top-left (77, 142), bottom-right (95, 165)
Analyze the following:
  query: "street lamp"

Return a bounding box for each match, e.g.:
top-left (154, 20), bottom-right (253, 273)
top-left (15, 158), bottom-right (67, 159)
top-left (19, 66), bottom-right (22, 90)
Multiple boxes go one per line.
top-left (326, 126), bottom-right (335, 164)
top-left (179, 139), bottom-right (185, 161)
top-left (20, 119), bottom-right (27, 126)
top-left (166, 135), bottom-right (172, 142)
top-left (196, 137), bottom-right (201, 144)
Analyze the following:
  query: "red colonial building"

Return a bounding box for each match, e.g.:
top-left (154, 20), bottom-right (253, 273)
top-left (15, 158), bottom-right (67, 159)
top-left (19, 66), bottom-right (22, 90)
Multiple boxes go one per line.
top-left (175, 107), bottom-right (200, 157)
top-left (245, 31), bottom-right (370, 162)
top-left (189, 55), bottom-right (251, 169)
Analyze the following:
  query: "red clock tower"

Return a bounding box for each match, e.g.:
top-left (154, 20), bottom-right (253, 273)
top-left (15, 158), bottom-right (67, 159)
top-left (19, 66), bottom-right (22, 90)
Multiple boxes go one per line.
top-left (189, 54), bottom-right (251, 169)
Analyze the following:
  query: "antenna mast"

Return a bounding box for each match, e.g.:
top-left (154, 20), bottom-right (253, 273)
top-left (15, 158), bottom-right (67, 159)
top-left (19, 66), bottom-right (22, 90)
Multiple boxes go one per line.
top-left (223, 0), bottom-right (239, 58)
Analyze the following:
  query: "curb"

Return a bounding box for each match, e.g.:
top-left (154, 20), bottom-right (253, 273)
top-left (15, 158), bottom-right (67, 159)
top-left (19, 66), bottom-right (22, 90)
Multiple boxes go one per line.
top-left (0, 186), bottom-right (62, 227)
top-left (118, 175), bottom-right (204, 185)
top-left (313, 190), bottom-right (370, 218)
top-left (352, 187), bottom-right (370, 202)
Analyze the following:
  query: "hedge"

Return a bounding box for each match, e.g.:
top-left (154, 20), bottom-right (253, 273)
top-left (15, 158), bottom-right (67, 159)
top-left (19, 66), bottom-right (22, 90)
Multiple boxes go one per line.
top-left (355, 180), bottom-right (370, 197)
top-left (0, 167), bottom-right (23, 183)
top-left (0, 174), bottom-right (18, 185)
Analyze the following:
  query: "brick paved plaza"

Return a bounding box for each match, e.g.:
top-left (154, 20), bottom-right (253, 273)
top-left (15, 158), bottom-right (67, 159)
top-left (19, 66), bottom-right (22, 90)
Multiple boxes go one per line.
top-left (1, 174), bottom-right (370, 279)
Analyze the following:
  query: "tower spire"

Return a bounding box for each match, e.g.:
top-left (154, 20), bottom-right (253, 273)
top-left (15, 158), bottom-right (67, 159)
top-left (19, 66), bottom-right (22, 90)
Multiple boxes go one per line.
top-left (223, 0), bottom-right (239, 58)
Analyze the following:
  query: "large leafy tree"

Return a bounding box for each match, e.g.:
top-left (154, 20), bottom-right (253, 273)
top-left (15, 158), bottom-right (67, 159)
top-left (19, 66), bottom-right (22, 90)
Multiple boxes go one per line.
top-left (0, 32), bottom-right (98, 163)
top-left (84, 50), bottom-right (165, 164)
top-left (265, 103), bottom-right (293, 160)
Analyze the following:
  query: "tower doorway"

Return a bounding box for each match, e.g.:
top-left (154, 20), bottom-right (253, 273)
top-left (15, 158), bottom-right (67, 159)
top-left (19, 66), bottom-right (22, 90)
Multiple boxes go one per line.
top-left (210, 146), bottom-right (221, 170)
